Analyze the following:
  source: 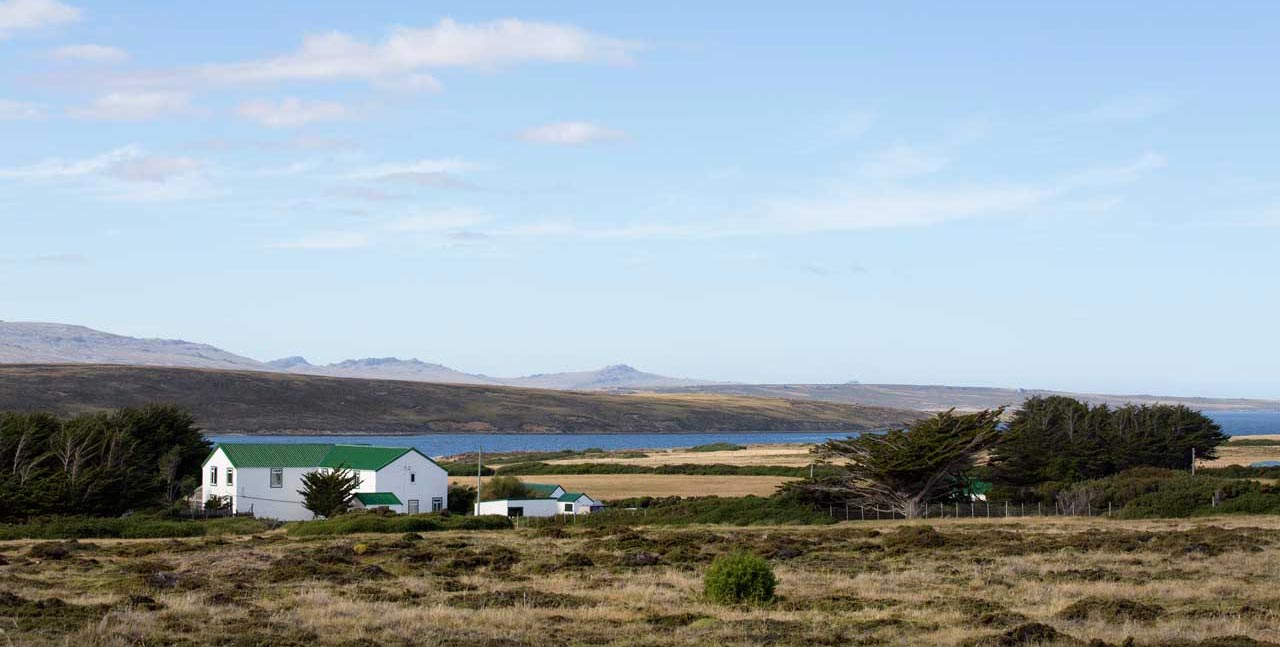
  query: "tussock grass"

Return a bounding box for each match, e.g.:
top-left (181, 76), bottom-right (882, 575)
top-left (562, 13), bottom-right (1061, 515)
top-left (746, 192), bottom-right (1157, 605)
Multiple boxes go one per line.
top-left (4, 516), bottom-right (1280, 646)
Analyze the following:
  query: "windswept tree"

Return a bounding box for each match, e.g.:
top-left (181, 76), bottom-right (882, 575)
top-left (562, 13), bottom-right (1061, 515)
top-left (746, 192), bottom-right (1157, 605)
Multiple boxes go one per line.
top-left (988, 396), bottom-right (1227, 495)
top-left (480, 475), bottom-right (532, 502)
top-left (298, 465), bottom-right (361, 519)
top-left (804, 409), bottom-right (1004, 518)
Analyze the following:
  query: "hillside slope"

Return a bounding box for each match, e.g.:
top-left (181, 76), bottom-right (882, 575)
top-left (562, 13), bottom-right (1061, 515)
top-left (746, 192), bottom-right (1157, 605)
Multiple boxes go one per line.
top-left (654, 383), bottom-right (1280, 412)
top-left (0, 364), bottom-right (918, 434)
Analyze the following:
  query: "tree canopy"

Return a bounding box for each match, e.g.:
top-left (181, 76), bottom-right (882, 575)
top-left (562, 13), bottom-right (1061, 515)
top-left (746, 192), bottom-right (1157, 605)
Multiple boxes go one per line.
top-left (805, 409), bottom-right (1003, 518)
top-left (479, 475), bottom-right (532, 501)
top-left (0, 405), bottom-right (209, 521)
top-left (988, 396), bottom-right (1227, 492)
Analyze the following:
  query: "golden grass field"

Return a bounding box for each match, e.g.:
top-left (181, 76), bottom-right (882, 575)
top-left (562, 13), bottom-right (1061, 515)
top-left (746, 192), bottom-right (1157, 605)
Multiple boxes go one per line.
top-left (449, 474), bottom-right (797, 498)
top-left (1201, 435), bottom-right (1280, 468)
top-left (4, 516), bottom-right (1280, 647)
top-left (547, 444), bottom-right (817, 468)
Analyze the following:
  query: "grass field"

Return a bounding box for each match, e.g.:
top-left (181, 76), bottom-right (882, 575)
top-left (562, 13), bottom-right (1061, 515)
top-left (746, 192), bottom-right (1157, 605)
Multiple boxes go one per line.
top-left (3, 516), bottom-right (1279, 646)
top-left (451, 474), bottom-right (796, 498)
top-left (546, 443), bottom-right (817, 468)
top-left (1203, 434), bottom-right (1280, 468)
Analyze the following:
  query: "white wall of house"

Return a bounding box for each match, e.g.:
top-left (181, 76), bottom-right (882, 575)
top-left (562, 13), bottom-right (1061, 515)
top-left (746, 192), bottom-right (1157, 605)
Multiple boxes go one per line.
top-left (476, 498), bottom-right (563, 518)
top-left (365, 452), bottom-right (448, 514)
top-left (200, 447), bottom-right (449, 521)
top-left (562, 495), bottom-right (600, 515)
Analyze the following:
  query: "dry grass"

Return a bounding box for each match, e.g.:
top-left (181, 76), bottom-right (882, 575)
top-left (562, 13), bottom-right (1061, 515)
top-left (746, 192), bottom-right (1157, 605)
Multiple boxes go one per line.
top-left (450, 474), bottom-right (796, 498)
top-left (4, 516), bottom-right (1280, 646)
top-left (1201, 435), bottom-right (1280, 468)
top-left (548, 443), bottom-right (818, 468)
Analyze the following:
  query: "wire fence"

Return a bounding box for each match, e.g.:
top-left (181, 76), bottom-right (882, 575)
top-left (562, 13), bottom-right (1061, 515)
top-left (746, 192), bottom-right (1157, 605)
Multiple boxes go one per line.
top-left (826, 500), bottom-right (1116, 521)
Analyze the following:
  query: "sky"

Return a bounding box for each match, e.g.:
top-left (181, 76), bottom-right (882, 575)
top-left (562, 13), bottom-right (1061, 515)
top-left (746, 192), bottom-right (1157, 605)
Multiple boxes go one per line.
top-left (2, 1), bottom-right (1279, 398)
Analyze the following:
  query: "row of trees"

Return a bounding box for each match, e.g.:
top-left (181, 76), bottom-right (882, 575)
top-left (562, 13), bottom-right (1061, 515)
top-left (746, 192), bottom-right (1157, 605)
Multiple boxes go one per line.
top-left (0, 405), bottom-right (210, 520)
top-left (801, 397), bottom-right (1227, 517)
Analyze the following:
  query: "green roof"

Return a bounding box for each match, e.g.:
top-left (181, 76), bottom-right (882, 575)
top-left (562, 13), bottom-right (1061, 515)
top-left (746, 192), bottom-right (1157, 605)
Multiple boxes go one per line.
top-left (320, 445), bottom-right (412, 471)
top-left (207, 443), bottom-right (428, 471)
top-left (211, 443), bottom-right (332, 468)
top-left (354, 492), bottom-right (402, 506)
top-left (557, 492), bottom-right (588, 502)
top-left (524, 483), bottom-right (562, 497)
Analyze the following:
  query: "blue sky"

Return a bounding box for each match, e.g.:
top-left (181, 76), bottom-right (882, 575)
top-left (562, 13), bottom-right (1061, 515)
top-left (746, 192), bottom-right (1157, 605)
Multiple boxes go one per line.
top-left (2, 1), bottom-right (1278, 398)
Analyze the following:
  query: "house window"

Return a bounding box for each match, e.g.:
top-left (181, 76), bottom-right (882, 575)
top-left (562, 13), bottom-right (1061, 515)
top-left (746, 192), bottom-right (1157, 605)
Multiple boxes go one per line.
top-left (564, 503), bottom-right (573, 513)
top-left (407, 500), bottom-right (420, 514)
top-left (226, 468), bottom-right (234, 486)
top-left (410, 473), bottom-right (415, 483)
top-left (431, 497), bottom-right (443, 512)
top-left (209, 466), bottom-right (218, 486)
top-left (270, 468), bottom-right (283, 488)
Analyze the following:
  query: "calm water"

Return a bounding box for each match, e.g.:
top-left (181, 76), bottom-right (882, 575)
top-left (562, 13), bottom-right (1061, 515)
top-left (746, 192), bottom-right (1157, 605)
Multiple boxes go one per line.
top-left (205, 431), bottom-right (851, 458)
top-left (206, 411), bottom-right (1280, 457)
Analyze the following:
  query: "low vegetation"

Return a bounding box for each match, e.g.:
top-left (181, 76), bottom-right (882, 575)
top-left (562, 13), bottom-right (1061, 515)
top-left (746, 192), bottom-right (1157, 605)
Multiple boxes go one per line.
top-left (3, 517), bottom-right (1279, 646)
top-left (703, 551), bottom-right (777, 605)
top-left (285, 510), bottom-right (512, 536)
top-left (0, 515), bottom-right (271, 540)
top-left (495, 461), bottom-right (826, 478)
top-left (689, 442), bottom-right (747, 452)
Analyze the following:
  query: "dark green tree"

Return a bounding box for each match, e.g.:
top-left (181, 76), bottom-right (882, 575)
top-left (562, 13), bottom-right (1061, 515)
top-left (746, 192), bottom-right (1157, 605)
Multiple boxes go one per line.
top-left (479, 475), bottom-right (532, 501)
top-left (804, 409), bottom-right (1004, 518)
top-left (988, 397), bottom-right (1227, 496)
top-left (448, 483), bottom-right (477, 515)
top-left (298, 464), bottom-right (361, 519)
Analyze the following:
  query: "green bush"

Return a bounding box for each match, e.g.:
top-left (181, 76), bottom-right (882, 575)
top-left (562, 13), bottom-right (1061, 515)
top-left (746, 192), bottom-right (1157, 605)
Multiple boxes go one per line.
top-left (689, 443), bottom-right (747, 452)
top-left (703, 552), bottom-right (777, 605)
top-left (287, 511), bottom-right (512, 536)
top-left (579, 495), bottom-right (834, 527)
top-left (0, 515), bottom-right (269, 540)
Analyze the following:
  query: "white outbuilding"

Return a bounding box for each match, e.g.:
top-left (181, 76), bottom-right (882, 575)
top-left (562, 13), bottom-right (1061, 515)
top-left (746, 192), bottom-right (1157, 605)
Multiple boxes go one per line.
top-left (201, 443), bottom-right (448, 521)
top-left (474, 482), bottom-right (603, 518)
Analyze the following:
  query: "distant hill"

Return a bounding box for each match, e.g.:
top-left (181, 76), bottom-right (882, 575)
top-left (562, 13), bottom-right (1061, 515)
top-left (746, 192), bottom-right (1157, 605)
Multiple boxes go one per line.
top-left (0, 364), bottom-right (918, 434)
top-left (0, 321), bottom-right (268, 371)
top-left (272, 356), bottom-right (503, 385)
top-left (653, 383), bottom-right (1280, 413)
top-left (504, 364), bottom-right (711, 390)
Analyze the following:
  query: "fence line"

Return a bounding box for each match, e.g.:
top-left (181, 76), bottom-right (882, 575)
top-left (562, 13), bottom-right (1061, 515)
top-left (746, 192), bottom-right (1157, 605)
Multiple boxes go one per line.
top-left (825, 500), bottom-right (1114, 521)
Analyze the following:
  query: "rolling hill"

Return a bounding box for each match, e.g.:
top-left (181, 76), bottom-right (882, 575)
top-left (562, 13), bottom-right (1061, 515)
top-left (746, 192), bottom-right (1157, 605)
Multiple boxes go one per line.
top-left (0, 364), bottom-right (919, 434)
top-left (652, 383), bottom-right (1280, 412)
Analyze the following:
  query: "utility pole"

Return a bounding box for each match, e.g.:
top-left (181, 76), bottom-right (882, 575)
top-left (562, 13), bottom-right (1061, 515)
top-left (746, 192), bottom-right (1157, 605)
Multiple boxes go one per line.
top-left (1191, 447), bottom-right (1197, 475)
top-left (476, 444), bottom-right (483, 515)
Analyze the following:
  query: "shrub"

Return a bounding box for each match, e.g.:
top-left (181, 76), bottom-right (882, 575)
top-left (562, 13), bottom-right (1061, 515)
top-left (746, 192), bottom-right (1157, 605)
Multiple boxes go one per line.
top-left (0, 515), bottom-right (270, 540)
top-left (689, 443), bottom-right (746, 452)
top-left (287, 511), bottom-right (512, 536)
top-left (703, 552), bottom-right (777, 605)
top-left (480, 476), bottom-right (532, 502)
top-left (581, 495), bottom-right (834, 527)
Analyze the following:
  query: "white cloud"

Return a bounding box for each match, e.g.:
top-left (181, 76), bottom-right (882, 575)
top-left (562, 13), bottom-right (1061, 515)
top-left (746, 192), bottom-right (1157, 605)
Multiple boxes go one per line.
top-left (0, 145), bottom-right (215, 201)
top-left (105, 155), bottom-right (202, 182)
top-left (1071, 92), bottom-right (1172, 124)
top-left (0, 0), bottom-right (80, 38)
top-left (271, 231), bottom-right (371, 250)
top-left (518, 121), bottom-right (625, 146)
top-left (236, 97), bottom-right (348, 128)
top-left (0, 145), bottom-right (140, 180)
top-left (69, 91), bottom-right (191, 120)
top-left (387, 208), bottom-right (489, 232)
top-left (858, 145), bottom-right (948, 180)
top-left (48, 43), bottom-right (128, 63)
top-left (346, 158), bottom-right (480, 186)
top-left (0, 99), bottom-right (41, 119)
top-left (191, 19), bottom-right (635, 89)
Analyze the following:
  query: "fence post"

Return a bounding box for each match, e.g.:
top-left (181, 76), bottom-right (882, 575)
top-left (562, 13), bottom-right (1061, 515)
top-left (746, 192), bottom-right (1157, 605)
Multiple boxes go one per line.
top-left (845, 503), bottom-right (849, 520)
top-left (1038, 502), bottom-right (1041, 516)
top-left (861, 506), bottom-right (865, 521)
top-left (955, 502), bottom-right (959, 518)
top-left (1005, 501), bottom-right (1009, 518)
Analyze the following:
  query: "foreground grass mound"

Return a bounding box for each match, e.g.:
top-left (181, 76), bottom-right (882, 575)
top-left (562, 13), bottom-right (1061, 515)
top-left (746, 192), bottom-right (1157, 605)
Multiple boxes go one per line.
top-left (288, 511), bottom-right (512, 536)
top-left (0, 515), bottom-right (269, 540)
top-left (704, 552), bottom-right (776, 605)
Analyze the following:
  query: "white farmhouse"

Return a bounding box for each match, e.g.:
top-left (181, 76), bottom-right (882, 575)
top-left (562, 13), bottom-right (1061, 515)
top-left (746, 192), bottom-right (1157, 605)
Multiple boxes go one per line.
top-left (475, 482), bottom-right (603, 518)
top-left (201, 443), bottom-right (448, 521)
